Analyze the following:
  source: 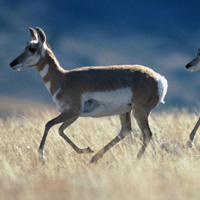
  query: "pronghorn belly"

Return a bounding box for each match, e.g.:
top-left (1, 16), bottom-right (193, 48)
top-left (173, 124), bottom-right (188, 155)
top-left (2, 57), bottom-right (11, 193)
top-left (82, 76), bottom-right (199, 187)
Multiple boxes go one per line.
top-left (80, 88), bottom-right (133, 117)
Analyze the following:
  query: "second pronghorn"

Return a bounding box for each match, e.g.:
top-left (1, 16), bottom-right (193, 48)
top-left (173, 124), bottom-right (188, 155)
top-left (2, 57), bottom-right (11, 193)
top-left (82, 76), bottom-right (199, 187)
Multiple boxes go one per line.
top-left (10, 27), bottom-right (168, 163)
top-left (186, 49), bottom-right (200, 147)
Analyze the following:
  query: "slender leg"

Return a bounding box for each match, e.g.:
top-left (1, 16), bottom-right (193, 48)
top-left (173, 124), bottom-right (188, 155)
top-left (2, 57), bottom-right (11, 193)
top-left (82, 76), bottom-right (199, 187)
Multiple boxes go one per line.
top-left (187, 116), bottom-right (200, 147)
top-left (38, 110), bottom-right (78, 164)
top-left (133, 110), bottom-right (152, 160)
top-left (59, 119), bottom-right (94, 153)
top-left (91, 112), bottom-right (132, 163)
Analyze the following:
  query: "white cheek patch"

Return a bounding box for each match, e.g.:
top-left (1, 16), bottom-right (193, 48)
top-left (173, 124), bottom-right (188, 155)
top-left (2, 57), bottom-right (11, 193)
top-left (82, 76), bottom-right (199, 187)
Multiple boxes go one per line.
top-left (81, 88), bottom-right (133, 117)
top-left (40, 64), bottom-right (49, 78)
top-left (25, 54), bottom-right (41, 67)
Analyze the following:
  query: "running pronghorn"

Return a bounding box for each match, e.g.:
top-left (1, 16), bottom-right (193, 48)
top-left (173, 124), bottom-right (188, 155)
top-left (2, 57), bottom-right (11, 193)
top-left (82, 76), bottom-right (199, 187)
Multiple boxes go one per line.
top-left (186, 49), bottom-right (200, 147)
top-left (10, 27), bottom-right (168, 163)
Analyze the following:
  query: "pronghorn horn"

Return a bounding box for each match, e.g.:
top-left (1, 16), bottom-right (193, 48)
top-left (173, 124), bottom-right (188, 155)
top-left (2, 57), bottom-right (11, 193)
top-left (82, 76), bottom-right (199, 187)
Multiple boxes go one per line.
top-left (36, 27), bottom-right (46, 43)
top-left (29, 27), bottom-right (38, 41)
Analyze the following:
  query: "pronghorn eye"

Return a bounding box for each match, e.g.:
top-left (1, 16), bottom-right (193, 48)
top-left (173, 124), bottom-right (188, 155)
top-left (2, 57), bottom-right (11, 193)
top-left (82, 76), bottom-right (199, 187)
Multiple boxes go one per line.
top-left (29, 47), bottom-right (37, 53)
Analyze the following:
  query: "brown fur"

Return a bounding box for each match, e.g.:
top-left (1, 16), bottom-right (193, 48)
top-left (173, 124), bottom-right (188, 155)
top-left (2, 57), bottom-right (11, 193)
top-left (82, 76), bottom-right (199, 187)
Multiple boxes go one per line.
top-left (10, 27), bottom-right (165, 163)
top-left (36, 48), bottom-right (159, 113)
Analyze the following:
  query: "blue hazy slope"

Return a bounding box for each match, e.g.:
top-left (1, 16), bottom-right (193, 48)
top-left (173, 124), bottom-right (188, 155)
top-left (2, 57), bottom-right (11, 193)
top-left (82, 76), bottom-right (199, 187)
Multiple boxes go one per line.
top-left (1, 0), bottom-right (200, 108)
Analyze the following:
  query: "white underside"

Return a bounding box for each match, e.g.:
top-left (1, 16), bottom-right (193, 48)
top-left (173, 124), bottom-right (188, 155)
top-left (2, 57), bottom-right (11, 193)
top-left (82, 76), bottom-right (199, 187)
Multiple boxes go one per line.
top-left (52, 87), bottom-right (133, 115)
top-left (80, 88), bottom-right (133, 117)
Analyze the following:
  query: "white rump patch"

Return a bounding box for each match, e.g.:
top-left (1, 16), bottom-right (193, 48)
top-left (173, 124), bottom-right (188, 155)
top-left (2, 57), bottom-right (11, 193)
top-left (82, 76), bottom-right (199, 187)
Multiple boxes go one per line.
top-left (40, 64), bottom-right (49, 78)
top-left (154, 72), bottom-right (168, 104)
top-left (81, 88), bottom-right (133, 117)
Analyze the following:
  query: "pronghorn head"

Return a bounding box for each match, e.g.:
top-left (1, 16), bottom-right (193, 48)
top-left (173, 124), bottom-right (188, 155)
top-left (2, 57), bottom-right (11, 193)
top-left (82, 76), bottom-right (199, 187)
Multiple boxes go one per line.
top-left (186, 49), bottom-right (200, 72)
top-left (10, 27), bottom-right (49, 71)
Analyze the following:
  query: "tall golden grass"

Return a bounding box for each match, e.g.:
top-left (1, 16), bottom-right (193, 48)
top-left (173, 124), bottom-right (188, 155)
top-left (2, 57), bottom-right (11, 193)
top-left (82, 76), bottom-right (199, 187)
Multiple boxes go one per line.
top-left (1, 98), bottom-right (200, 200)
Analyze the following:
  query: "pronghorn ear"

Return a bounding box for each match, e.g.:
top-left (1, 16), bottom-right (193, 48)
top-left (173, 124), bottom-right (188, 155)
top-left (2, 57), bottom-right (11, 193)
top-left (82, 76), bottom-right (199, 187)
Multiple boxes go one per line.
top-left (36, 27), bottom-right (46, 44)
top-left (29, 27), bottom-right (38, 41)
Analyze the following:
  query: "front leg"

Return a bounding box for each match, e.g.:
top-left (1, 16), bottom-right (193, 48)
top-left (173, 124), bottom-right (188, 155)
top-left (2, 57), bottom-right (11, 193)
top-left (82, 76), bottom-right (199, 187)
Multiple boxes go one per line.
top-left (38, 110), bottom-right (78, 163)
top-left (59, 119), bottom-right (94, 154)
top-left (188, 116), bottom-right (200, 147)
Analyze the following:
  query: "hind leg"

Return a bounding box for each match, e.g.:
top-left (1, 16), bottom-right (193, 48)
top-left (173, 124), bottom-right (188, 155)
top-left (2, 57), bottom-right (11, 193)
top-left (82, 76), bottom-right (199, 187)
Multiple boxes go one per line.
top-left (133, 109), bottom-right (153, 159)
top-left (91, 111), bottom-right (132, 163)
top-left (59, 119), bottom-right (94, 154)
top-left (187, 116), bottom-right (200, 147)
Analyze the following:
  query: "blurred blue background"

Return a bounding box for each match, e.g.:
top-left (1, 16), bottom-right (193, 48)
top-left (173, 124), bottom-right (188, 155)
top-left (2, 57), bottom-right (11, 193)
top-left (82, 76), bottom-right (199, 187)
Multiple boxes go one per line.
top-left (1, 0), bottom-right (200, 109)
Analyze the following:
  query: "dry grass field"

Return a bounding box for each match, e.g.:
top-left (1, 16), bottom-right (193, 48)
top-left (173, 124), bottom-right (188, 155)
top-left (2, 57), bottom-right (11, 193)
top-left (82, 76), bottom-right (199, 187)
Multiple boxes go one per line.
top-left (1, 97), bottom-right (200, 200)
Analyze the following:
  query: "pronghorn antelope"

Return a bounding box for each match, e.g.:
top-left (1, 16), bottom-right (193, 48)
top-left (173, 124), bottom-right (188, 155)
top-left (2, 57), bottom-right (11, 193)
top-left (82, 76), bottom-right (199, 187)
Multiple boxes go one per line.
top-left (10, 27), bottom-right (168, 163)
top-left (186, 49), bottom-right (200, 147)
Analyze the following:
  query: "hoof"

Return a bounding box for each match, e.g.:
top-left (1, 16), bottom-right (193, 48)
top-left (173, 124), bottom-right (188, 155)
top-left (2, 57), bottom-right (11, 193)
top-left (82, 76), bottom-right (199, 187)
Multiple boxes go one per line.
top-left (79, 146), bottom-right (94, 154)
top-left (38, 149), bottom-right (46, 165)
top-left (90, 151), bottom-right (103, 163)
top-left (86, 146), bottom-right (94, 153)
top-left (90, 156), bottom-right (98, 163)
top-left (187, 140), bottom-right (193, 148)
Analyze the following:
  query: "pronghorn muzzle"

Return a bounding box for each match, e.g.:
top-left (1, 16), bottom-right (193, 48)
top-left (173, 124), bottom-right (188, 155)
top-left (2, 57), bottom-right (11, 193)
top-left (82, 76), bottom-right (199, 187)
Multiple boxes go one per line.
top-left (10, 59), bottom-right (19, 68)
top-left (186, 49), bottom-right (200, 72)
top-left (10, 58), bottom-right (22, 71)
top-left (186, 56), bottom-right (200, 72)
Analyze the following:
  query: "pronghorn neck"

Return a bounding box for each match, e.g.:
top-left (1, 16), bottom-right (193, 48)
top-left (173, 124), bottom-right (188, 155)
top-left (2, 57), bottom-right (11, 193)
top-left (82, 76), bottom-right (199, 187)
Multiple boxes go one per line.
top-left (36, 49), bottom-right (66, 95)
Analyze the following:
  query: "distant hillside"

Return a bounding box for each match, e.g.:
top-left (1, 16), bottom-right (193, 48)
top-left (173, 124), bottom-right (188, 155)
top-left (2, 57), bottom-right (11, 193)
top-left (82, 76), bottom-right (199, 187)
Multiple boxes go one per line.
top-left (1, 0), bottom-right (200, 108)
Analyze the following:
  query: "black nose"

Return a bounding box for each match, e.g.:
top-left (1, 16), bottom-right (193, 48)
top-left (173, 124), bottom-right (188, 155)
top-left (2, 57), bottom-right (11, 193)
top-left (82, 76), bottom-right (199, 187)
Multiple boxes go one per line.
top-left (185, 63), bottom-right (191, 69)
top-left (10, 60), bottom-right (17, 68)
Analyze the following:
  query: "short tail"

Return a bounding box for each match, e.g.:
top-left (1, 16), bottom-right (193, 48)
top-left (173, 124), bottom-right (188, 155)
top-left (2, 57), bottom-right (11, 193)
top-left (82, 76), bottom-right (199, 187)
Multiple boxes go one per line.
top-left (154, 72), bottom-right (168, 104)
